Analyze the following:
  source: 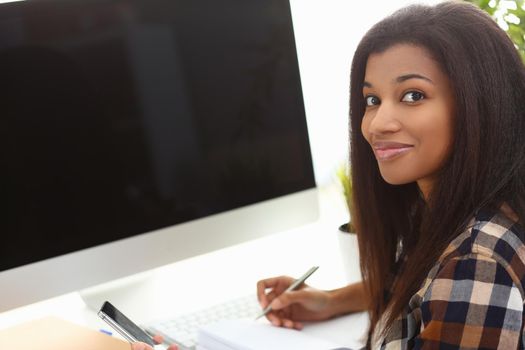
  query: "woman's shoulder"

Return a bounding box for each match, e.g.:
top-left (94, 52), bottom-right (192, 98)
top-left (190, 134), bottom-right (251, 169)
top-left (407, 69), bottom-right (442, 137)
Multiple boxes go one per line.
top-left (459, 208), bottom-right (524, 263)
top-left (472, 207), bottom-right (524, 249)
top-left (411, 209), bottom-right (525, 349)
top-left (434, 208), bottom-right (525, 292)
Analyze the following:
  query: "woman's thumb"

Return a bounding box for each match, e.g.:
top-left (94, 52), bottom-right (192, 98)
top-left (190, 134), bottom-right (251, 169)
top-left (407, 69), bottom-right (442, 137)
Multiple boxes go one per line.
top-left (271, 290), bottom-right (309, 310)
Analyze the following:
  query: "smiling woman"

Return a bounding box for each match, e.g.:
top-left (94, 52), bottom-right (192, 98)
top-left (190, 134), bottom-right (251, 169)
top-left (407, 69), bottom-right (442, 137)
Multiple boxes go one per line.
top-left (361, 44), bottom-right (455, 198)
top-left (349, 1), bottom-right (525, 347)
top-left (256, 1), bottom-right (525, 349)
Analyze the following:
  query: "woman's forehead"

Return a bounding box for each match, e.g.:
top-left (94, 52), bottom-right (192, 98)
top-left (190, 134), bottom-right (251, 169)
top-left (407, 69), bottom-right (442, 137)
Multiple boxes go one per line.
top-left (364, 44), bottom-right (446, 87)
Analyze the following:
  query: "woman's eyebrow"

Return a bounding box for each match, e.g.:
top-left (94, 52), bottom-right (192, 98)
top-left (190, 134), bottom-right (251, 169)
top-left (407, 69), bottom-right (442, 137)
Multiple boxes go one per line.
top-left (395, 73), bottom-right (434, 84)
top-left (363, 73), bottom-right (434, 88)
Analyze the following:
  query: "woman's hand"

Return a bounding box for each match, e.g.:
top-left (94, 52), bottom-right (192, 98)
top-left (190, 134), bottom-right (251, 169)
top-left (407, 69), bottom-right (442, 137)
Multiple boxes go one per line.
top-left (131, 334), bottom-right (178, 350)
top-left (256, 275), bottom-right (335, 330)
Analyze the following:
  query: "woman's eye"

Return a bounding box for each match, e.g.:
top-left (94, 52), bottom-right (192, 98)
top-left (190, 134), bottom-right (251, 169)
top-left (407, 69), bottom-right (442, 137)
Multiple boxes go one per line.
top-left (365, 95), bottom-right (380, 106)
top-left (402, 91), bottom-right (425, 103)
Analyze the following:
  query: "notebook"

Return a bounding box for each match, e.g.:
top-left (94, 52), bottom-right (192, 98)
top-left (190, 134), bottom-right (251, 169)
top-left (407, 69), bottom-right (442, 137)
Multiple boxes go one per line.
top-left (0, 316), bottom-right (129, 350)
top-left (196, 312), bottom-right (368, 350)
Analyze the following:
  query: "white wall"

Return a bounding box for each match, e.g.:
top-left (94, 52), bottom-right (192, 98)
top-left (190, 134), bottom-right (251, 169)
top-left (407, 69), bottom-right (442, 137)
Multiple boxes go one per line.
top-left (290, 0), bottom-right (442, 185)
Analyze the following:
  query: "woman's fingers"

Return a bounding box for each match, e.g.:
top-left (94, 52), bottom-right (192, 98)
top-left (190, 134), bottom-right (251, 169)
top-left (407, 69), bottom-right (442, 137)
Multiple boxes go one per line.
top-left (282, 318), bottom-right (304, 330)
top-left (153, 334), bottom-right (179, 350)
top-left (257, 276), bottom-right (286, 306)
top-left (152, 334), bottom-right (164, 344)
top-left (267, 313), bottom-right (304, 330)
top-left (131, 335), bottom-right (179, 350)
top-left (257, 276), bottom-right (297, 310)
top-left (131, 342), bottom-right (153, 350)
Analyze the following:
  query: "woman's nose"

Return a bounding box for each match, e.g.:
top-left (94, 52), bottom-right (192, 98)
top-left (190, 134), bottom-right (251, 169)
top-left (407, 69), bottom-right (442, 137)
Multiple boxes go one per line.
top-left (366, 101), bottom-right (401, 135)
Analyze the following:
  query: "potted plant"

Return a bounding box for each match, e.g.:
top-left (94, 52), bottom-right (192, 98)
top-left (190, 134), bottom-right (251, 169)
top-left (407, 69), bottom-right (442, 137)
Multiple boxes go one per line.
top-left (335, 164), bottom-right (360, 282)
top-left (336, 164), bottom-right (356, 233)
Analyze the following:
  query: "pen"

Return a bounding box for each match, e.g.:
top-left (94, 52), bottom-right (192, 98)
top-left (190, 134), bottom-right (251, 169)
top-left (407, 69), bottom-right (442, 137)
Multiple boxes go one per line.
top-left (255, 265), bottom-right (319, 320)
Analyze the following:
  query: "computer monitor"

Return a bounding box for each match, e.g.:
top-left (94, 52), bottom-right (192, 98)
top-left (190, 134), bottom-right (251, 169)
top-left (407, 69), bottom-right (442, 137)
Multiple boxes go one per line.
top-left (0, 0), bottom-right (318, 312)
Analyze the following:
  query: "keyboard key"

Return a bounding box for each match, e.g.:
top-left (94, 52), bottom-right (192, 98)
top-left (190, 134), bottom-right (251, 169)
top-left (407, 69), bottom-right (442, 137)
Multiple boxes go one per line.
top-left (145, 294), bottom-right (260, 350)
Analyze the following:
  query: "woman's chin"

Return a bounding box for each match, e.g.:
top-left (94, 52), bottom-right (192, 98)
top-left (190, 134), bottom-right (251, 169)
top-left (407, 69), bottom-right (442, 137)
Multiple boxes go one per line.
top-left (379, 172), bottom-right (414, 186)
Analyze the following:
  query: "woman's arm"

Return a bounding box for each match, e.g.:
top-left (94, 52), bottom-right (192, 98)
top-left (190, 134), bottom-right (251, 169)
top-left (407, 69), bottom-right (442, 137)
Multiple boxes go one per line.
top-left (325, 281), bottom-right (370, 317)
top-left (416, 254), bottom-right (522, 349)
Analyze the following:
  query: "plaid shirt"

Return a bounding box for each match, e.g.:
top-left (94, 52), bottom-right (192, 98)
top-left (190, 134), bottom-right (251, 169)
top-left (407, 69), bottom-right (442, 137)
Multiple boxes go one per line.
top-left (377, 209), bottom-right (525, 349)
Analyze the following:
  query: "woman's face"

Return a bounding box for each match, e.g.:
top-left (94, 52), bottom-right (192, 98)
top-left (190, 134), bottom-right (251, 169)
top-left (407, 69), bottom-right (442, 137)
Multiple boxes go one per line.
top-left (361, 44), bottom-right (455, 197)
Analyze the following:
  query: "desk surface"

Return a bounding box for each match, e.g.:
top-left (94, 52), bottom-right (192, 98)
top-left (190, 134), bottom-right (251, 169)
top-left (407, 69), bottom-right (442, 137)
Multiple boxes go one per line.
top-left (0, 184), bottom-right (363, 343)
top-left (0, 317), bottom-right (129, 350)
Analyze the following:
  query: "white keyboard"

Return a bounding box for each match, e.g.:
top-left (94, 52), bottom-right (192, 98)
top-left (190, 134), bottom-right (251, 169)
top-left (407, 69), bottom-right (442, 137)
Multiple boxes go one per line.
top-left (145, 294), bottom-right (261, 350)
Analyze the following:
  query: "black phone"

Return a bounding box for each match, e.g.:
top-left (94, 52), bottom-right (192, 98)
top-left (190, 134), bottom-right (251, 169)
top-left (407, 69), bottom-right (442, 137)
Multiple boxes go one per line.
top-left (98, 301), bottom-right (156, 346)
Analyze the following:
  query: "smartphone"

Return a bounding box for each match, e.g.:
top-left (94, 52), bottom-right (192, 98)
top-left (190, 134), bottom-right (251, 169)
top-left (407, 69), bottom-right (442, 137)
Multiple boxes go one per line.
top-left (98, 301), bottom-right (157, 347)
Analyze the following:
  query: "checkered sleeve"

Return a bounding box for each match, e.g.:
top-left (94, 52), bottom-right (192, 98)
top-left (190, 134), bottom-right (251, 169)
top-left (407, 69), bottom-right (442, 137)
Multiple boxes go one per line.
top-left (415, 253), bottom-right (523, 349)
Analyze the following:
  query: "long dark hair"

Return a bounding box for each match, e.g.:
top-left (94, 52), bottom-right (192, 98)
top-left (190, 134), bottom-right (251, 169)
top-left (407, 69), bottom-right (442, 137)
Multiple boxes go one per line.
top-left (349, 1), bottom-right (525, 341)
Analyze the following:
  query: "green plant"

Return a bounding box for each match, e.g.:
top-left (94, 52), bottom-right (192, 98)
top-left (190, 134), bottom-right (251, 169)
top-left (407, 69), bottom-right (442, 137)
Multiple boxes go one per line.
top-left (465, 0), bottom-right (525, 62)
top-left (336, 164), bottom-right (356, 232)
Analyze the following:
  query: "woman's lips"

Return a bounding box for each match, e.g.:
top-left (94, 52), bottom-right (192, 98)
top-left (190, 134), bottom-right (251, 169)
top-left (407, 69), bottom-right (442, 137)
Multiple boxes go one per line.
top-left (372, 142), bottom-right (414, 161)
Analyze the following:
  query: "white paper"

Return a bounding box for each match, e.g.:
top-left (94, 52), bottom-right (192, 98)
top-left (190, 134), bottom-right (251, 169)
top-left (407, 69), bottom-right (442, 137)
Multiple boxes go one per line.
top-left (198, 317), bottom-right (365, 350)
top-left (302, 311), bottom-right (368, 348)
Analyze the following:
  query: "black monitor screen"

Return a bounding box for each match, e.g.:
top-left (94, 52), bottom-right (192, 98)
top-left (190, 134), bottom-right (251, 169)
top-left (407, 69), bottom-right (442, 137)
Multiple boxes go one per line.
top-left (1, 0), bottom-right (315, 271)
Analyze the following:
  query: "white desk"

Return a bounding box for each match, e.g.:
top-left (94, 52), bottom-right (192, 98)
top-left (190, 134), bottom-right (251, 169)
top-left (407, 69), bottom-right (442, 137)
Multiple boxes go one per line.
top-left (0, 184), bottom-right (365, 344)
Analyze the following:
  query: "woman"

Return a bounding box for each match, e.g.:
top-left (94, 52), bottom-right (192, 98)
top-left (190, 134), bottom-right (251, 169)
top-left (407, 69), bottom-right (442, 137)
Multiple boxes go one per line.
top-left (257, 1), bottom-right (525, 349)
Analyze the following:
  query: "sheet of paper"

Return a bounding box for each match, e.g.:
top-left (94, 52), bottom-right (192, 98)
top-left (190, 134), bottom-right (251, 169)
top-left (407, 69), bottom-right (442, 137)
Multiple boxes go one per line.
top-left (302, 311), bottom-right (369, 348)
top-left (198, 318), bottom-right (360, 350)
